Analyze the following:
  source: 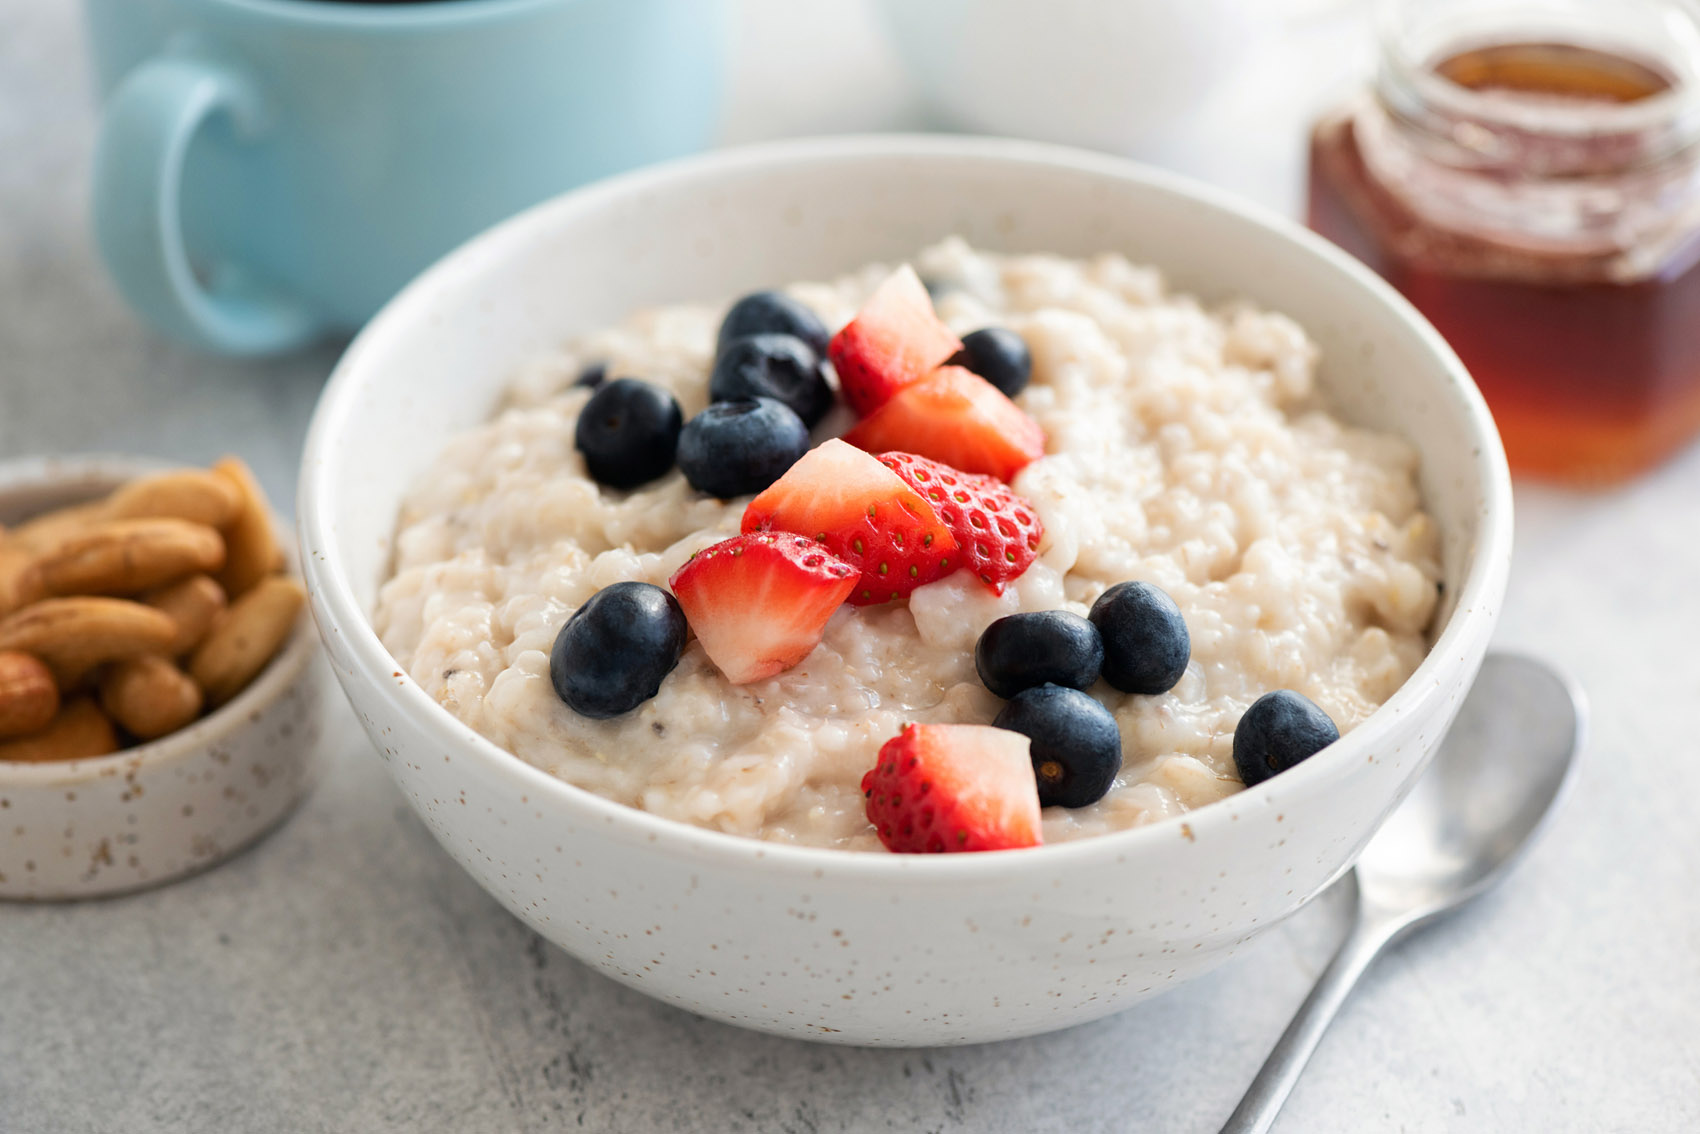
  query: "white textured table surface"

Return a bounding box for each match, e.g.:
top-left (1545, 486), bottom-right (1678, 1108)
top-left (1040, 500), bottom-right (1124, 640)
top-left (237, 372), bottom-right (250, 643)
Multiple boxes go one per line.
top-left (3, 2), bottom-right (1698, 1131)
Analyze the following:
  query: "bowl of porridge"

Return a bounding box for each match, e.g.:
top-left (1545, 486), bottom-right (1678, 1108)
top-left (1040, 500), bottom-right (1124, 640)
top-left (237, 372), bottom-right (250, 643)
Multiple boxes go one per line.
top-left (298, 135), bottom-right (1511, 1045)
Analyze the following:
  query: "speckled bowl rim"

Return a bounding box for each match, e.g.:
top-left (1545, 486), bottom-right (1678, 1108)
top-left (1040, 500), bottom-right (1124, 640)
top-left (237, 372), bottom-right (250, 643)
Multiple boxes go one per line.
top-left (0, 455), bottom-right (320, 788)
top-left (301, 133), bottom-right (1514, 879)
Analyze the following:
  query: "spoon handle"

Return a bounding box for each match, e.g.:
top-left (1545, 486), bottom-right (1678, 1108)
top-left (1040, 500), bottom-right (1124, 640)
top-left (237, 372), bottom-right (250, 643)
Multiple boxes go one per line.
top-left (1218, 898), bottom-right (1400, 1134)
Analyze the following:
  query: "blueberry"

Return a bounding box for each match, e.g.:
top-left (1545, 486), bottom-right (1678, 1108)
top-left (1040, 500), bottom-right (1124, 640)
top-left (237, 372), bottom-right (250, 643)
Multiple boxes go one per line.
top-left (993, 684), bottom-right (1123, 809)
top-left (975, 611), bottom-right (1103, 699)
top-left (573, 377), bottom-right (683, 490)
top-left (549, 581), bottom-right (687, 719)
top-left (948, 327), bottom-right (1032, 398)
top-left (677, 398), bottom-right (810, 498)
top-left (709, 333), bottom-right (834, 428)
top-left (574, 361), bottom-right (607, 389)
top-left (716, 291), bottom-right (831, 360)
top-left (1232, 690), bottom-right (1340, 787)
top-left (1089, 581), bottom-right (1190, 695)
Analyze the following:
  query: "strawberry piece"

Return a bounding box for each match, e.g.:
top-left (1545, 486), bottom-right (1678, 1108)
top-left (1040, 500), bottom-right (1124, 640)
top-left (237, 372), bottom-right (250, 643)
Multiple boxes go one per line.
top-left (842, 366), bottom-right (1046, 482)
top-left (742, 439), bottom-right (957, 606)
top-left (861, 723), bottom-right (1043, 853)
top-left (878, 452), bottom-right (1044, 594)
top-left (828, 265), bottom-right (963, 416)
top-left (668, 533), bottom-right (857, 684)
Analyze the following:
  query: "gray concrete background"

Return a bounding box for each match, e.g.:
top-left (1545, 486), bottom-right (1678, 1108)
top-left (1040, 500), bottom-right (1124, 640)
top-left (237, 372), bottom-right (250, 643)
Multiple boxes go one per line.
top-left (3, 2), bottom-right (1697, 1131)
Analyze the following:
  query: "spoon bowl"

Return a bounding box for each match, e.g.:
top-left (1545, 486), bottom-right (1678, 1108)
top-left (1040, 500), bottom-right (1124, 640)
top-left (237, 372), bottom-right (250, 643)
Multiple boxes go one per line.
top-left (1358, 653), bottom-right (1587, 920)
top-left (1222, 652), bottom-right (1586, 1134)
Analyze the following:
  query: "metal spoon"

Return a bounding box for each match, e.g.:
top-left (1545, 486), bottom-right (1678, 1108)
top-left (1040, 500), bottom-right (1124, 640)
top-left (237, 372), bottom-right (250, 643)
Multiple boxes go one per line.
top-left (1220, 652), bottom-right (1586, 1134)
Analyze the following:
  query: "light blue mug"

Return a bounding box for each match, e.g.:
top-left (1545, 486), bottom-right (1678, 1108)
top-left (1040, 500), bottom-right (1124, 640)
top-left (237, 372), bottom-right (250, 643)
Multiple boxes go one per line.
top-left (84, 0), bottom-right (727, 355)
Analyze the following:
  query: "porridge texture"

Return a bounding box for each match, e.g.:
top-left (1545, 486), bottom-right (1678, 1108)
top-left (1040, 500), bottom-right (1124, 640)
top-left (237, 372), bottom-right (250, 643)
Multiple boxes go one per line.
top-left (374, 240), bottom-right (1440, 851)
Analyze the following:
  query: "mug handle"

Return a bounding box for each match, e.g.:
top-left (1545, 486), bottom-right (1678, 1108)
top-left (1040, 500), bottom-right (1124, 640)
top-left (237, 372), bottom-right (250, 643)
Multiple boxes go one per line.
top-left (91, 55), bottom-right (325, 356)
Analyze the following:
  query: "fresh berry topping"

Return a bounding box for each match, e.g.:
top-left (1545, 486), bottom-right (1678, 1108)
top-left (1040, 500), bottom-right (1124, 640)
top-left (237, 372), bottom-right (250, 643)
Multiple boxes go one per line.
top-left (717, 290), bottom-right (831, 360)
top-left (975, 611), bottom-right (1102, 699)
top-left (677, 398), bottom-right (810, 499)
top-left (709, 333), bottom-right (834, 428)
top-left (574, 361), bottom-right (608, 389)
top-left (1232, 690), bottom-right (1339, 787)
top-left (828, 265), bottom-right (964, 416)
top-left (948, 327), bottom-right (1033, 398)
top-left (742, 440), bottom-right (956, 606)
top-left (861, 723), bottom-right (1043, 853)
top-left (1088, 581), bottom-right (1191, 695)
top-left (668, 533), bottom-right (856, 684)
top-left (573, 377), bottom-right (683, 490)
top-left (844, 366), bottom-right (1045, 482)
top-left (549, 582), bottom-right (687, 719)
top-left (877, 452), bottom-right (1043, 593)
top-left (992, 684), bottom-right (1123, 809)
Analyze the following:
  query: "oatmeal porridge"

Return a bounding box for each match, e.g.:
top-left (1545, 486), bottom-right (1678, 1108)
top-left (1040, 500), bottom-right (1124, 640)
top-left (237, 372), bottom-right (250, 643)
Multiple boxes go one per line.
top-left (373, 239), bottom-right (1440, 852)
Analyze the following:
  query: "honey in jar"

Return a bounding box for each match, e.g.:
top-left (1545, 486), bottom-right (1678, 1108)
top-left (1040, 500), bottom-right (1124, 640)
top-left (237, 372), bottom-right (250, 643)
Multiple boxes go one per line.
top-left (1309, 0), bottom-right (1700, 484)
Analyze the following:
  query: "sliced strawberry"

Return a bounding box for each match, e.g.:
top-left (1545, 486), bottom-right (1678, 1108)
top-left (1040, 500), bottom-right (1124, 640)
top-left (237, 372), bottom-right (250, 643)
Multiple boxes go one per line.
top-left (842, 366), bottom-right (1046, 482)
top-left (668, 533), bottom-right (857, 684)
top-left (742, 439), bottom-right (957, 606)
top-left (861, 723), bottom-right (1043, 853)
top-left (828, 265), bottom-right (963, 416)
top-left (878, 452), bottom-right (1044, 594)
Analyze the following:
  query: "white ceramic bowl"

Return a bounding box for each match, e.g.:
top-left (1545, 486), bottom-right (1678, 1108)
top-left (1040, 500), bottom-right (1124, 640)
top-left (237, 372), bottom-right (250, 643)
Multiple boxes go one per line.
top-left (873, 0), bottom-right (1265, 152)
top-left (0, 456), bottom-right (331, 900)
top-left (299, 136), bottom-right (1512, 1046)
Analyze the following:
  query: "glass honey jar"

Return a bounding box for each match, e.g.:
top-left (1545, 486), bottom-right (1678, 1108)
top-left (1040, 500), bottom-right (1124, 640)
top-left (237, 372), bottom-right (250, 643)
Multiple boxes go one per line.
top-left (1309, 0), bottom-right (1700, 484)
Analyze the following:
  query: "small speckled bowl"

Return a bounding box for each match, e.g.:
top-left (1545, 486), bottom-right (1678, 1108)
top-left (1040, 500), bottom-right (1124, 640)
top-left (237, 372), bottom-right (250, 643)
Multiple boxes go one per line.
top-left (0, 456), bottom-right (331, 900)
